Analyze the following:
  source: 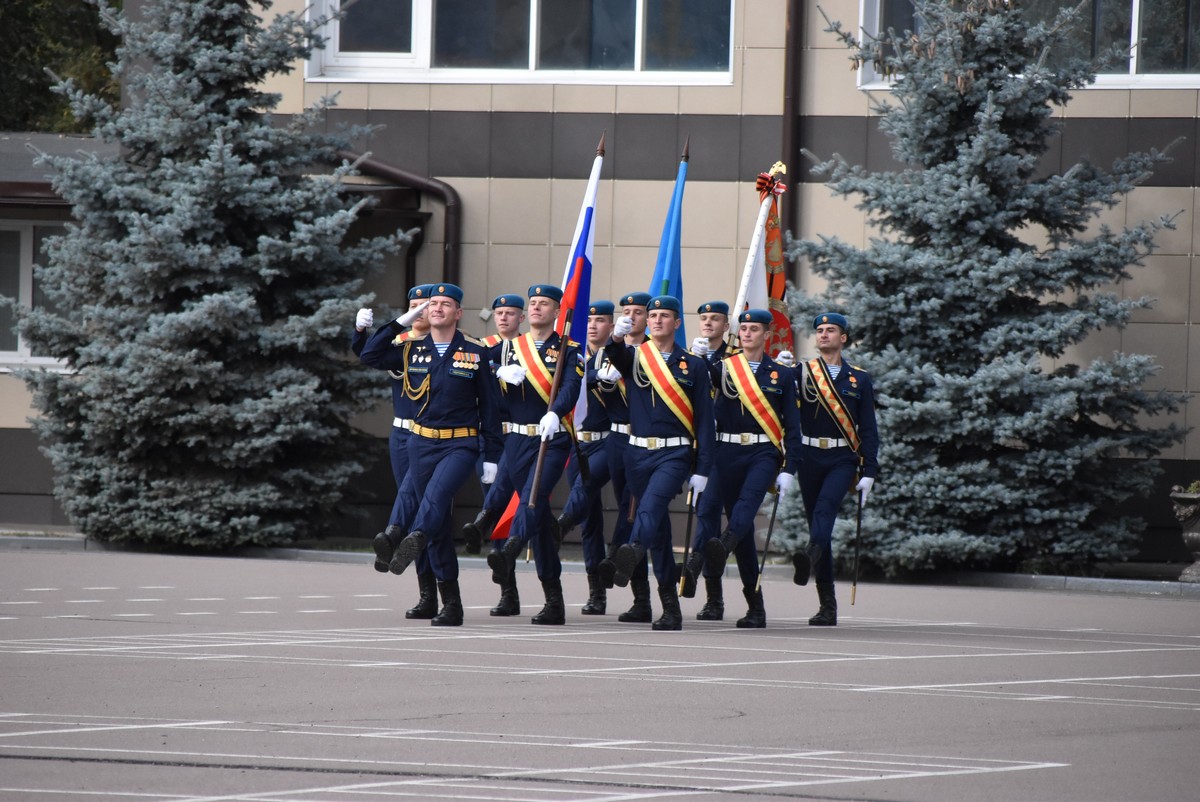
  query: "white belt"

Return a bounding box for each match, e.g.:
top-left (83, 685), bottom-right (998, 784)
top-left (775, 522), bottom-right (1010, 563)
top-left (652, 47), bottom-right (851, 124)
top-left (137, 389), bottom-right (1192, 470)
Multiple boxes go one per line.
top-left (629, 435), bottom-right (689, 450)
top-left (578, 430), bottom-right (609, 443)
top-left (718, 432), bottom-right (772, 445)
top-left (392, 417), bottom-right (413, 430)
top-left (610, 423), bottom-right (630, 435)
top-left (503, 422), bottom-right (540, 437)
top-left (802, 435), bottom-right (850, 449)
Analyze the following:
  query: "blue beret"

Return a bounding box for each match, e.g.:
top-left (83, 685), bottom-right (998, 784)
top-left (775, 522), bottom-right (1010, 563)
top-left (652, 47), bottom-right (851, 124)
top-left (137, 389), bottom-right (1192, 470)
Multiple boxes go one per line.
top-left (528, 284), bottom-right (563, 303)
top-left (430, 283), bottom-right (464, 303)
top-left (697, 301), bottom-right (730, 316)
top-left (649, 295), bottom-right (682, 315)
top-left (739, 308), bottom-right (772, 326)
top-left (492, 294), bottom-right (525, 310)
top-left (408, 283), bottom-right (434, 300)
top-left (814, 312), bottom-right (848, 331)
top-left (588, 300), bottom-right (615, 316)
top-left (620, 291), bottom-right (652, 308)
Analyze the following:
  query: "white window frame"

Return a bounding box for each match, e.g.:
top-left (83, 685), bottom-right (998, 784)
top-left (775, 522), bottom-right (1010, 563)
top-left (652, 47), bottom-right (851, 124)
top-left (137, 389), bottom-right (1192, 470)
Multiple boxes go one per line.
top-left (0, 221), bottom-right (67, 371)
top-left (857, 0), bottom-right (1200, 90)
top-left (307, 0), bottom-right (735, 86)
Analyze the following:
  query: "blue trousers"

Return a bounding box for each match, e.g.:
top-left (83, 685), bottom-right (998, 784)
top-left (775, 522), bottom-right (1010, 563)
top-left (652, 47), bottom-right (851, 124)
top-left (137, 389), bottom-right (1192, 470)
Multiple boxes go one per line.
top-left (399, 437), bottom-right (480, 582)
top-left (561, 437), bottom-right (611, 571)
top-left (626, 445), bottom-right (691, 585)
top-left (693, 443), bottom-right (778, 585)
top-left (502, 433), bottom-right (571, 581)
top-left (387, 428), bottom-right (411, 527)
top-left (798, 446), bottom-right (858, 583)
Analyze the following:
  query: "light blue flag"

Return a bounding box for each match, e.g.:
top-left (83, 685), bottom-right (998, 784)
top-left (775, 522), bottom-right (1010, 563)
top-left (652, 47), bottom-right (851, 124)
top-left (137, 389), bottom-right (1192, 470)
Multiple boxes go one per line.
top-left (648, 145), bottom-right (688, 348)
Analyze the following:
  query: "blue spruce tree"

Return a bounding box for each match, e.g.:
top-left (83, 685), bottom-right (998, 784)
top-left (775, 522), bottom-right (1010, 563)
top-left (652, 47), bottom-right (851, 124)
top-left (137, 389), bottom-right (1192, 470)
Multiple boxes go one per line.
top-left (788, 0), bottom-right (1187, 574)
top-left (12, 0), bottom-right (400, 548)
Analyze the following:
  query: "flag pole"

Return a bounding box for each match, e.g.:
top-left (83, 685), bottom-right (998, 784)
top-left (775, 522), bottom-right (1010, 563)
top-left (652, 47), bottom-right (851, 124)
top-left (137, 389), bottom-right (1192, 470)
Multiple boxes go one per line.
top-left (733, 163), bottom-right (786, 315)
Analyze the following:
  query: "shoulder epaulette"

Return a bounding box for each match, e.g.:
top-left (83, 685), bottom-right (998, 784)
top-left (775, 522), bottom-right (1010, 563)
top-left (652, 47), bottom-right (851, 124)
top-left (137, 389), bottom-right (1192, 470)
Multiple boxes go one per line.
top-left (462, 334), bottom-right (486, 347)
top-left (482, 333), bottom-right (503, 347)
top-left (392, 331), bottom-right (415, 345)
top-left (567, 338), bottom-right (582, 349)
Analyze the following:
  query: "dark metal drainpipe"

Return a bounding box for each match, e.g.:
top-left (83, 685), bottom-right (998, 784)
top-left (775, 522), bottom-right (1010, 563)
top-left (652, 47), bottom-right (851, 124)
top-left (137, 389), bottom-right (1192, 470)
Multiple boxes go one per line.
top-left (337, 150), bottom-right (462, 286)
top-left (782, 0), bottom-right (805, 286)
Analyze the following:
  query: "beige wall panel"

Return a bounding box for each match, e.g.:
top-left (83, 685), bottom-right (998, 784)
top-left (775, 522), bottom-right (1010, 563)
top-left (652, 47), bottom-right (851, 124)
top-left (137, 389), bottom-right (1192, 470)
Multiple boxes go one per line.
top-left (1081, 194), bottom-right (1128, 239)
top-left (739, 48), bottom-right (786, 116)
top-left (794, 265), bottom-right (830, 300)
top-left (796, 184), bottom-right (867, 249)
top-left (1127, 255), bottom-right (1192, 324)
top-left (261, 66), bottom-right (305, 114)
top-left (612, 180), bottom-right (673, 247)
top-left (1123, 322), bottom-right (1188, 391)
top-left (1127, 187), bottom-right (1194, 256)
top-left (679, 84), bottom-right (742, 115)
top-left (425, 177), bottom-right (489, 245)
top-left (429, 84), bottom-right (493, 111)
top-left (488, 179), bottom-right (553, 245)
top-left (1063, 89), bottom-right (1130, 118)
top-left (742, 0), bottom-right (788, 49)
top-left (805, 0), bottom-right (858, 50)
top-left (368, 83), bottom-right (432, 110)
top-left (544, 241), bottom-right (615, 290)
top-left (306, 82), bottom-right (368, 109)
top-left (481, 243), bottom-right (551, 302)
top-left (553, 85), bottom-right (617, 113)
top-left (1018, 222), bottom-right (1050, 251)
top-left (0, 375), bottom-right (34, 428)
top-left (549, 177), bottom-right (615, 248)
top-left (1192, 261), bottom-right (1200, 324)
top-left (680, 245), bottom-right (742, 306)
top-left (1057, 326), bottom-right (1121, 371)
top-left (615, 85), bottom-right (681, 115)
top-left (609, 245), bottom-right (661, 297)
top-left (1129, 90), bottom-right (1200, 118)
top-left (680, 181), bottom-right (741, 249)
top-left (802, 48), bottom-right (872, 117)
top-left (491, 84), bottom-right (555, 112)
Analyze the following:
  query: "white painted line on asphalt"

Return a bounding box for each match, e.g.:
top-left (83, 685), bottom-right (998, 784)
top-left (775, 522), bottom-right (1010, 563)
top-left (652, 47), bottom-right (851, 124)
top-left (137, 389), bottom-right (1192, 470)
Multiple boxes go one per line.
top-left (244, 596), bottom-right (278, 600)
top-left (353, 593), bottom-right (387, 598)
top-left (0, 719), bottom-right (231, 738)
top-left (0, 601), bottom-right (40, 605)
top-left (64, 600), bottom-right (102, 604)
top-left (83, 587), bottom-right (117, 591)
top-left (0, 788), bottom-right (185, 799)
top-left (113, 614), bottom-right (154, 618)
top-left (236, 611), bottom-right (277, 615)
top-left (186, 598), bottom-right (224, 602)
top-left (24, 588), bottom-right (58, 592)
top-left (299, 595), bottom-right (331, 599)
top-left (297, 610), bottom-right (334, 614)
top-left (862, 672), bottom-right (1200, 691)
top-left (126, 598), bottom-right (164, 602)
top-left (138, 586), bottom-right (174, 590)
top-left (0, 617), bottom-right (14, 621)
top-left (177, 612), bottom-right (216, 616)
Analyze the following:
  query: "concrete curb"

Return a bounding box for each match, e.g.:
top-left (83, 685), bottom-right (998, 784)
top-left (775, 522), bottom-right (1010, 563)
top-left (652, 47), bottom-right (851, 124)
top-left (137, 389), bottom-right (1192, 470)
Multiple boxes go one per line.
top-left (2, 534), bottom-right (1197, 599)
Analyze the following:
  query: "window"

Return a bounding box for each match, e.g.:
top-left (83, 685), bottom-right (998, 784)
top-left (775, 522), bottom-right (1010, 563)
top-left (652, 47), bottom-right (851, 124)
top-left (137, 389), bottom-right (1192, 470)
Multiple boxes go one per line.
top-left (0, 222), bottom-right (64, 367)
top-left (863, 0), bottom-right (1200, 87)
top-left (310, 0), bottom-right (733, 84)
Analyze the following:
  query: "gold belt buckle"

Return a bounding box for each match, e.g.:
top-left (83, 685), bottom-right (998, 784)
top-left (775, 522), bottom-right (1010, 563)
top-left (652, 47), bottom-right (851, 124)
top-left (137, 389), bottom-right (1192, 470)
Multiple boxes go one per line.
top-left (819, 437), bottom-right (830, 449)
top-left (646, 437), bottom-right (657, 449)
top-left (740, 433), bottom-right (751, 445)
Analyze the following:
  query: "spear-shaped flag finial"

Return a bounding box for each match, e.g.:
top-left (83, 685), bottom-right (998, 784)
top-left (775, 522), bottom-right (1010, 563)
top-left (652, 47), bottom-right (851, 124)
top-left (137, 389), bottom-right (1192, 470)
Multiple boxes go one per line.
top-left (596, 131), bottom-right (606, 157)
top-left (681, 136), bottom-right (690, 163)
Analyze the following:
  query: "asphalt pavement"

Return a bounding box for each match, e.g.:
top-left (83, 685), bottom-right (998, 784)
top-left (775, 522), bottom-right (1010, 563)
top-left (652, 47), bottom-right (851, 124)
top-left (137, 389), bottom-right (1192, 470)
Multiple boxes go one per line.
top-left (0, 545), bottom-right (1196, 802)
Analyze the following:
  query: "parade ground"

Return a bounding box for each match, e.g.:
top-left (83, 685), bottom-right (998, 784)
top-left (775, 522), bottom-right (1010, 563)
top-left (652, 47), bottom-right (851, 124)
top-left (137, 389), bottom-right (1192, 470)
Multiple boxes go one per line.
top-left (0, 548), bottom-right (1196, 802)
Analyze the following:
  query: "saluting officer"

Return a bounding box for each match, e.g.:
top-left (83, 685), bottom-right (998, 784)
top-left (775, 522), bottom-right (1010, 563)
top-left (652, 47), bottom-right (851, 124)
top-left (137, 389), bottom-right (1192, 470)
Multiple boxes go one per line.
top-left (691, 300), bottom-right (735, 362)
top-left (599, 295), bottom-right (715, 631)
top-left (787, 312), bottom-right (879, 626)
top-left (358, 283), bottom-right (503, 626)
top-left (684, 309), bottom-right (802, 627)
top-left (486, 284), bottom-right (584, 625)
top-left (462, 294), bottom-right (526, 556)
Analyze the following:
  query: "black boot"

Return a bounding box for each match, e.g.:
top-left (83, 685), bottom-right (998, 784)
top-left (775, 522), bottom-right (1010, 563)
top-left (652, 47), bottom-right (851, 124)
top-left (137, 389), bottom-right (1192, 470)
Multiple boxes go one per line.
top-left (388, 530), bottom-right (427, 575)
top-left (372, 525), bottom-right (403, 573)
top-left (703, 529), bottom-right (739, 573)
top-left (531, 577), bottom-right (566, 625)
top-left (808, 581), bottom-right (837, 626)
top-left (652, 582), bottom-right (682, 631)
top-left (489, 554), bottom-right (520, 616)
top-left (555, 512), bottom-right (575, 546)
top-left (696, 576), bottom-right (724, 621)
top-left (487, 536), bottom-right (523, 584)
top-left (405, 571), bottom-right (438, 620)
top-left (462, 507), bottom-right (498, 555)
top-left (617, 574), bottom-right (653, 623)
top-left (581, 571), bottom-right (606, 615)
top-left (596, 543), bottom-right (619, 589)
top-left (736, 585), bottom-right (766, 628)
top-left (680, 548), bottom-right (705, 599)
top-left (792, 541), bottom-right (821, 586)
top-left (431, 579), bottom-right (463, 627)
top-left (610, 542), bottom-right (645, 588)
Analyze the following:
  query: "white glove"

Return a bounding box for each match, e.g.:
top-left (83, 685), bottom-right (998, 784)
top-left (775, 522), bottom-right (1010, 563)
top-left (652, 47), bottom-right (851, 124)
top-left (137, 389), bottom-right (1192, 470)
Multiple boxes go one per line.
top-left (481, 462), bottom-right (498, 485)
top-left (355, 308), bottom-right (373, 331)
top-left (855, 476), bottom-right (874, 508)
top-left (596, 364), bottom-right (621, 382)
top-left (538, 411), bottom-right (561, 441)
top-left (775, 472), bottom-right (797, 497)
top-left (687, 474), bottom-right (708, 506)
top-left (613, 315), bottom-right (633, 339)
top-left (690, 336), bottom-right (709, 358)
top-left (496, 363), bottom-right (527, 386)
top-left (396, 300), bottom-right (429, 327)
top-left (776, 350), bottom-right (795, 368)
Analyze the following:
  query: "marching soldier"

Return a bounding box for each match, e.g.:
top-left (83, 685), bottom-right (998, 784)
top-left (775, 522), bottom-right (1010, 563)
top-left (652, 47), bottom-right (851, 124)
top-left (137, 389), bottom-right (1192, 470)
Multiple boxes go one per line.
top-left (619, 291), bottom-right (651, 346)
top-left (486, 284), bottom-right (584, 625)
top-left (358, 283), bottom-right (503, 626)
top-left (691, 300), bottom-right (735, 362)
top-left (599, 295), bottom-right (715, 630)
top-left (684, 309), bottom-right (802, 627)
top-left (786, 312), bottom-right (879, 626)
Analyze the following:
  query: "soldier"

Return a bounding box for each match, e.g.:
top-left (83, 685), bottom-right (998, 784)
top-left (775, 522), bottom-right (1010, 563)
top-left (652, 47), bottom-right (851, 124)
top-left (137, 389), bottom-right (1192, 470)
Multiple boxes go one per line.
top-left (599, 295), bottom-right (715, 631)
top-left (691, 300), bottom-right (735, 362)
top-left (556, 300), bottom-right (618, 614)
top-left (463, 294), bottom-right (526, 556)
top-left (358, 283), bottom-right (503, 626)
top-left (683, 309), bottom-right (802, 627)
top-left (619, 291), bottom-right (651, 346)
top-left (787, 312), bottom-right (879, 626)
top-left (486, 285), bottom-right (584, 625)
